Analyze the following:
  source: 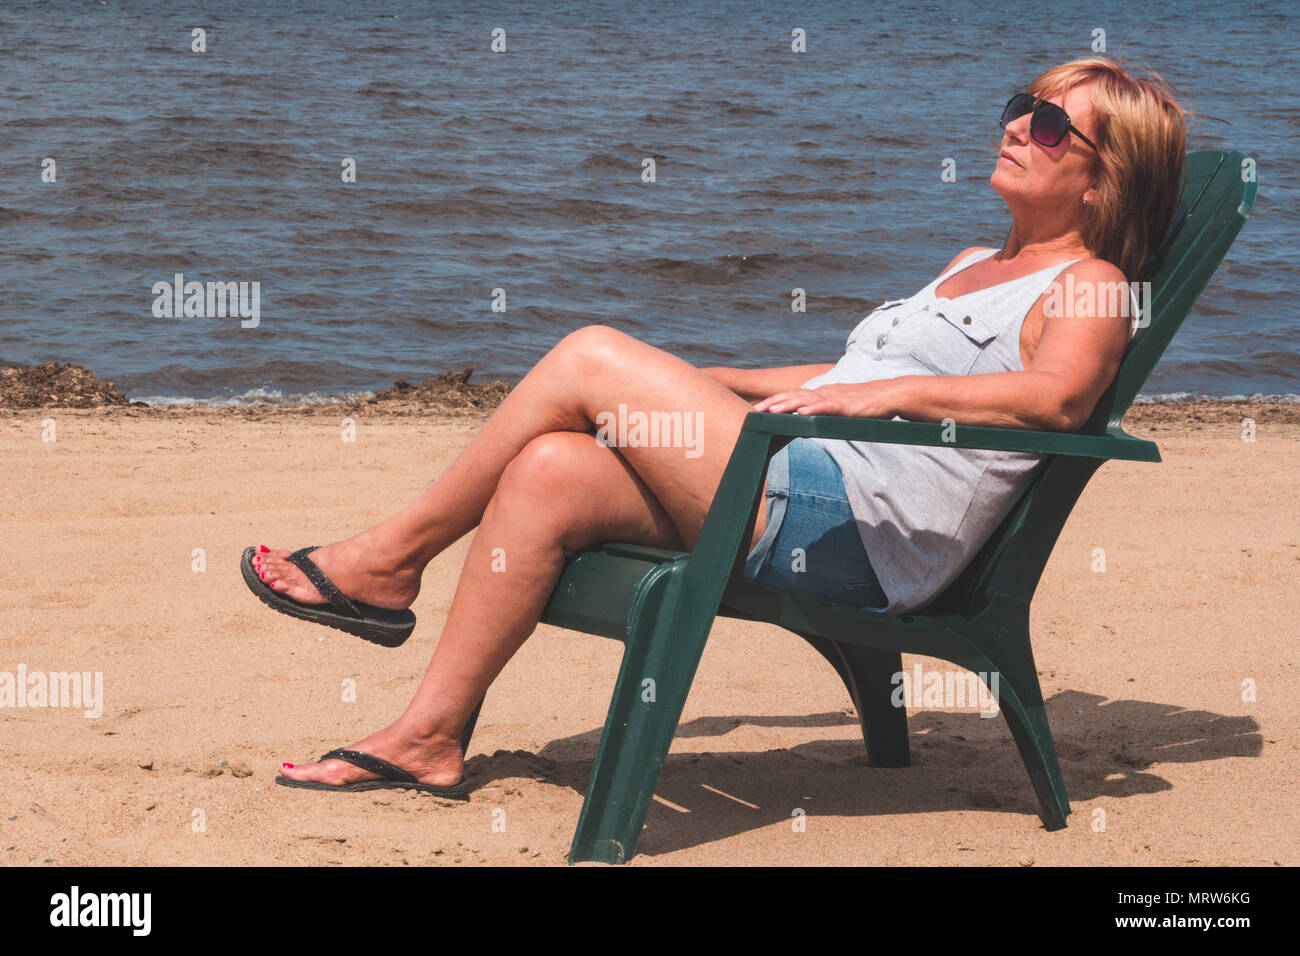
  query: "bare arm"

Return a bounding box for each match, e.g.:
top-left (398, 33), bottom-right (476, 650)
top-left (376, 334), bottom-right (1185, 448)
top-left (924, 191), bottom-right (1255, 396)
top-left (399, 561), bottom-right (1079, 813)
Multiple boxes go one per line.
top-left (875, 370), bottom-right (1077, 430)
top-left (700, 364), bottom-right (834, 403)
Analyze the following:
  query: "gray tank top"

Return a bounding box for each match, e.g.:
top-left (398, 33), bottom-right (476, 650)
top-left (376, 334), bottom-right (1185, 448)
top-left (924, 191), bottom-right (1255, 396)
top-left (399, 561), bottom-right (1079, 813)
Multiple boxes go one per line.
top-left (802, 247), bottom-right (1131, 614)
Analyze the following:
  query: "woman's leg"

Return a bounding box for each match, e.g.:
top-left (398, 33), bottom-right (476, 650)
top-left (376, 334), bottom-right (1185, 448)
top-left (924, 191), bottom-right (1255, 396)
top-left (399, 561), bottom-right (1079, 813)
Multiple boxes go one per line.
top-left (279, 427), bottom-right (756, 787)
top-left (255, 325), bottom-right (761, 610)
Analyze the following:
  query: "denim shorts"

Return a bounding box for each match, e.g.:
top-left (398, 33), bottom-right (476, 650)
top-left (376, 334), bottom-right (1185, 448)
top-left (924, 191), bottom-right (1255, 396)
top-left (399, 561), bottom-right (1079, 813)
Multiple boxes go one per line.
top-left (743, 437), bottom-right (888, 610)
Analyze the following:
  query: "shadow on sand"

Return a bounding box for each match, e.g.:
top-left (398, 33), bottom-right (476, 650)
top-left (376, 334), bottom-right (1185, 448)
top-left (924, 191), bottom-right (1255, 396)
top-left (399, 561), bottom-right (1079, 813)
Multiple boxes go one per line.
top-left (462, 689), bottom-right (1262, 858)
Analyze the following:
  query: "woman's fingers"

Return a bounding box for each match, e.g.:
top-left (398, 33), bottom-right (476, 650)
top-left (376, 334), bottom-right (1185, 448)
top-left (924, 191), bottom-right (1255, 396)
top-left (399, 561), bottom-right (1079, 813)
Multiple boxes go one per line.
top-left (754, 391), bottom-right (841, 416)
top-left (754, 389), bottom-right (815, 413)
top-left (795, 400), bottom-right (833, 415)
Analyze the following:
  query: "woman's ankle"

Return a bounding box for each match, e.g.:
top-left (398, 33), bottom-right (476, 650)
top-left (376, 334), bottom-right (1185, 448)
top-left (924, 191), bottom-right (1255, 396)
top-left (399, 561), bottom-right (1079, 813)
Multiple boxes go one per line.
top-left (392, 715), bottom-right (466, 753)
top-left (355, 522), bottom-right (443, 577)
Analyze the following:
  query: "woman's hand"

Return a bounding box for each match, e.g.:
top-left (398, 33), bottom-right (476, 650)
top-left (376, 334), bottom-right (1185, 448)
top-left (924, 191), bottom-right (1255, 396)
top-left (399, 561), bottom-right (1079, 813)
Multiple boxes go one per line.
top-left (752, 380), bottom-right (905, 418)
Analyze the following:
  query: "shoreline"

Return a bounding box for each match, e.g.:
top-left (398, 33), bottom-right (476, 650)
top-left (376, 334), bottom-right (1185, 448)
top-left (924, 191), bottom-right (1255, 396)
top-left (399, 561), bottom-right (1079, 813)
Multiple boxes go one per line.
top-left (4, 399), bottom-right (1299, 427)
top-left (3, 363), bottom-right (1299, 424)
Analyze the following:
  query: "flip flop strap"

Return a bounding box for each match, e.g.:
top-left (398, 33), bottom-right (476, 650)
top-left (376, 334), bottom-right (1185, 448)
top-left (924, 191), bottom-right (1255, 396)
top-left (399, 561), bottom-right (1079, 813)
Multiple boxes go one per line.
top-left (319, 748), bottom-right (417, 783)
top-left (285, 547), bottom-right (361, 619)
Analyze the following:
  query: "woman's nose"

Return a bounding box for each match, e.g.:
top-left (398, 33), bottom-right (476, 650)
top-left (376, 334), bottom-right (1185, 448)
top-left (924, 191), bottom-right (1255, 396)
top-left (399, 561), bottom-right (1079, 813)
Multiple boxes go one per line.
top-left (1004, 112), bottom-right (1032, 143)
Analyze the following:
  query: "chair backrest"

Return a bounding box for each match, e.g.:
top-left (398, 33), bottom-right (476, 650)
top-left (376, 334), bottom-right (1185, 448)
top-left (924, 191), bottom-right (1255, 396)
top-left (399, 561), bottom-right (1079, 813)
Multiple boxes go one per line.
top-left (927, 150), bottom-right (1258, 616)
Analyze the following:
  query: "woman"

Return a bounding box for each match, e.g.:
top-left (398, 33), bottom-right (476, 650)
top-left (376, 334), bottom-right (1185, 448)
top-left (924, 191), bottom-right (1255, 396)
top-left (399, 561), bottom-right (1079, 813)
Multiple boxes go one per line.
top-left (246, 57), bottom-right (1187, 795)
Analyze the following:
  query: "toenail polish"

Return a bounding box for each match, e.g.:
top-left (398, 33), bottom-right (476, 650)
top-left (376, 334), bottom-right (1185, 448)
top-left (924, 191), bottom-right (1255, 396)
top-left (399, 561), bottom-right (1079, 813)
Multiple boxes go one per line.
top-left (260, 571), bottom-right (267, 581)
top-left (282, 763), bottom-right (294, 769)
top-left (259, 545), bottom-right (269, 553)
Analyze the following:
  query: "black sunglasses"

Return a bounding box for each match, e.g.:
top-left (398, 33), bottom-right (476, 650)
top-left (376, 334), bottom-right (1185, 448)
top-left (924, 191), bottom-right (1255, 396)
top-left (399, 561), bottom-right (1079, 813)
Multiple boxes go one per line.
top-left (1000, 92), bottom-right (1098, 152)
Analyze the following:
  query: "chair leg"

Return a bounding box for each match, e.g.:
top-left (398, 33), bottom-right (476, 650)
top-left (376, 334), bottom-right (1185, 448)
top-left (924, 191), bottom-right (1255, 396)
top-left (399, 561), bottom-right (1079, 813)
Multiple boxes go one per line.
top-left (569, 572), bottom-right (710, 865)
top-left (841, 645), bottom-right (910, 768)
top-left (995, 680), bottom-right (1071, 830)
top-left (959, 634), bottom-right (1070, 830)
top-left (567, 427), bottom-right (784, 863)
top-left (798, 633), bottom-right (855, 700)
top-left (798, 634), bottom-right (909, 768)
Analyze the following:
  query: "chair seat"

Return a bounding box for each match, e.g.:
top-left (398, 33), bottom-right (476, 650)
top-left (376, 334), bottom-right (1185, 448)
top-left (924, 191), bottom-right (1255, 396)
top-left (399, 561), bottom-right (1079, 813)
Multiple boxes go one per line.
top-left (541, 544), bottom-right (687, 642)
top-left (542, 541), bottom-right (984, 660)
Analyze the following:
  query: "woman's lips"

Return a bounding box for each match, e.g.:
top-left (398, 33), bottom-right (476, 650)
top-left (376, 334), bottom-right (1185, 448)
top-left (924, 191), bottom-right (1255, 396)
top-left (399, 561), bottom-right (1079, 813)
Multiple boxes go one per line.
top-left (999, 151), bottom-right (1022, 168)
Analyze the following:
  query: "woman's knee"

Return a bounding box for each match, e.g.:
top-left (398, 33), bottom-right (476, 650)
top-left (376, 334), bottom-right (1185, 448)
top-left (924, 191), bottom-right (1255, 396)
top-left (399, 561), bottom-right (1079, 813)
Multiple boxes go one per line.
top-left (498, 432), bottom-right (599, 500)
top-left (487, 433), bottom-right (607, 539)
top-left (550, 324), bottom-right (639, 377)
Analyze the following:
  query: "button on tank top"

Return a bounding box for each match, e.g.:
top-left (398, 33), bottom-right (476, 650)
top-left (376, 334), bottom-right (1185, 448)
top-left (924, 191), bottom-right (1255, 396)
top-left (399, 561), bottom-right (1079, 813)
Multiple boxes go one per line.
top-left (801, 248), bottom-right (1135, 614)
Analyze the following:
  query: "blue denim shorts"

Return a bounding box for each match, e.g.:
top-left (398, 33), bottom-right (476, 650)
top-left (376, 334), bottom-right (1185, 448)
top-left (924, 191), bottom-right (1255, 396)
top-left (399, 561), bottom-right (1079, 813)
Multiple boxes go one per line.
top-left (743, 437), bottom-right (887, 610)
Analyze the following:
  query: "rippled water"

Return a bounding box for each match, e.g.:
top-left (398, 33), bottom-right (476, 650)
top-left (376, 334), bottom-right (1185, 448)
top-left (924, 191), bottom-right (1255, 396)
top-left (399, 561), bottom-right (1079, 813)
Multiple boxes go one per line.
top-left (1, 0), bottom-right (1295, 404)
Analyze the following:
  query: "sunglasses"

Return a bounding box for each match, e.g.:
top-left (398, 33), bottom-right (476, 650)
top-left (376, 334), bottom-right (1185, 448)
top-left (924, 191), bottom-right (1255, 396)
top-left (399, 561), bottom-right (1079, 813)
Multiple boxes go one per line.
top-left (1000, 92), bottom-right (1098, 152)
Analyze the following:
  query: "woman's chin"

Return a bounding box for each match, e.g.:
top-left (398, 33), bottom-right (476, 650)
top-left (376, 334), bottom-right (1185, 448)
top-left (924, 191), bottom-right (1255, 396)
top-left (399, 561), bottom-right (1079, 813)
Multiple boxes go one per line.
top-left (988, 167), bottom-right (1026, 201)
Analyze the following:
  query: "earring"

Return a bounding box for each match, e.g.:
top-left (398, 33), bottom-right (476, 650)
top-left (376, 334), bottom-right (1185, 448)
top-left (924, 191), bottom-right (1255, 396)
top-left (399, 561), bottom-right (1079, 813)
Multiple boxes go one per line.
top-left (1082, 196), bottom-right (1089, 205)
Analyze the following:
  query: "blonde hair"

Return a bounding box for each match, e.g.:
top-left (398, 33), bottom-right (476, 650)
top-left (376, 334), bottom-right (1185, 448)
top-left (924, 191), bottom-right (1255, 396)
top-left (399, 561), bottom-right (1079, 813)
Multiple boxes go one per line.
top-left (1025, 57), bottom-right (1188, 280)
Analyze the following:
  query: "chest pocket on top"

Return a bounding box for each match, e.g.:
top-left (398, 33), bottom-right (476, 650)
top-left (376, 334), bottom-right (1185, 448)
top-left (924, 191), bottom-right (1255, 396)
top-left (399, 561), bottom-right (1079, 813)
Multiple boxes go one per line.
top-left (846, 299), bottom-right (908, 348)
top-left (911, 307), bottom-right (999, 376)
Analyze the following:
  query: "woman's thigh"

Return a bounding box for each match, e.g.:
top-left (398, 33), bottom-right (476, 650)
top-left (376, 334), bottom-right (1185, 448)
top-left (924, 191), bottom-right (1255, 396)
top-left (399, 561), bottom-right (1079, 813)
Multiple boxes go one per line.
top-left (491, 431), bottom-right (685, 553)
top-left (554, 326), bottom-right (764, 549)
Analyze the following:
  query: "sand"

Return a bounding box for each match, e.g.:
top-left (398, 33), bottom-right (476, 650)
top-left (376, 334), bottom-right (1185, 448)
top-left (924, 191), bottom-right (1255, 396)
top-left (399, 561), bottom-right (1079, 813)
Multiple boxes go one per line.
top-left (1, 400), bottom-right (1296, 866)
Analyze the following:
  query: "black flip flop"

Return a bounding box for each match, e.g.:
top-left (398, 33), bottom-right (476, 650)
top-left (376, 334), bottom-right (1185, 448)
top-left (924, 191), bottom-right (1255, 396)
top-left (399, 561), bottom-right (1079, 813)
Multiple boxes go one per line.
top-left (274, 748), bottom-right (469, 799)
top-left (240, 546), bottom-right (416, 647)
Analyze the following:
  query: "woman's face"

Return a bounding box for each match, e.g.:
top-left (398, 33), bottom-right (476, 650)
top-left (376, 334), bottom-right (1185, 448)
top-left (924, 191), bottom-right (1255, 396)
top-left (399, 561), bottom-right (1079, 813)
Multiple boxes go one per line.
top-left (990, 82), bottom-right (1100, 219)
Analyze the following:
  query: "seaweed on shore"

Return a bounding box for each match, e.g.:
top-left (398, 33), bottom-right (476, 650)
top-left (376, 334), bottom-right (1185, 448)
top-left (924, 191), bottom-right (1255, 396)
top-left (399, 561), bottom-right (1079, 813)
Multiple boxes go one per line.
top-left (0, 362), bottom-right (511, 413)
top-left (0, 363), bottom-right (131, 409)
top-left (367, 367), bottom-right (510, 411)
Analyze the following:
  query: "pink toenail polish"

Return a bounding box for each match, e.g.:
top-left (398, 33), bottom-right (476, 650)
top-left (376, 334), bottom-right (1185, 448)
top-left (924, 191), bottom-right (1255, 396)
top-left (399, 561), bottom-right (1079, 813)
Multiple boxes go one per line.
top-left (259, 545), bottom-right (269, 553)
top-left (260, 571), bottom-right (267, 581)
top-left (282, 763), bottom-right (294, 769)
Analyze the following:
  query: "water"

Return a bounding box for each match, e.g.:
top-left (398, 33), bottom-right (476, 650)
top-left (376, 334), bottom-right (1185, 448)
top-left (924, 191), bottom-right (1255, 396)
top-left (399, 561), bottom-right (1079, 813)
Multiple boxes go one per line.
top-left (1, 0), bottom-right (1296, 405)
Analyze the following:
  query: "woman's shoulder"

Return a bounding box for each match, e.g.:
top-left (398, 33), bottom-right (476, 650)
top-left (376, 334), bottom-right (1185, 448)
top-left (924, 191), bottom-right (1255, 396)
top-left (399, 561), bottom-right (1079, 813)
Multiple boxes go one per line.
top-left (1057, 256), bottom-right (1128, 286)
top-left (1048, 258), bottom-right (1136, 333)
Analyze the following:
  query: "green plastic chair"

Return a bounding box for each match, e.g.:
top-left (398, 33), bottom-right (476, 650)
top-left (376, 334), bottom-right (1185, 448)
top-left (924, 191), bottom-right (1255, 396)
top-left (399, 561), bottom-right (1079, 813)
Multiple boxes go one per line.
top-left (460, 149), bottom-right (1257, 864)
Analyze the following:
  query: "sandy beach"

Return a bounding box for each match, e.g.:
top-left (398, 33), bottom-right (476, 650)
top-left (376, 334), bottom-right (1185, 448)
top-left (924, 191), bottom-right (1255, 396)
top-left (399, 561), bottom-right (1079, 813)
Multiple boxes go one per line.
top-left (2, 397), bottom-right (1297, 866)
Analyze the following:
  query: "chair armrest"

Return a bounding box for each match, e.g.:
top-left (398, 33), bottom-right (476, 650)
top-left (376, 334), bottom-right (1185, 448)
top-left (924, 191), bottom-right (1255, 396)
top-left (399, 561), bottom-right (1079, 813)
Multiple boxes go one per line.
top-left (682, 410), bottom-right (1157, 603)
top-left (740, 412), bottom-right (1160, 463)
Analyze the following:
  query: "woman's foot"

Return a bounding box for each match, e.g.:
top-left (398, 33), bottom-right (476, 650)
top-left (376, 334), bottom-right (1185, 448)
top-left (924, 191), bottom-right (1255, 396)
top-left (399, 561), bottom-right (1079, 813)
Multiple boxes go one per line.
top-left (278, 723), bottom-right (465, 788)
top-left (252, 530), bottom-right (422, 611)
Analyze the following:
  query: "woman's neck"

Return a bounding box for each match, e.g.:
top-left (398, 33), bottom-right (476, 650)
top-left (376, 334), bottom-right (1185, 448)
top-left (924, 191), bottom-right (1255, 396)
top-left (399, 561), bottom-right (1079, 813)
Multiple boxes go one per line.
top-left (1000, 222), bottom-right (1092, 263)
